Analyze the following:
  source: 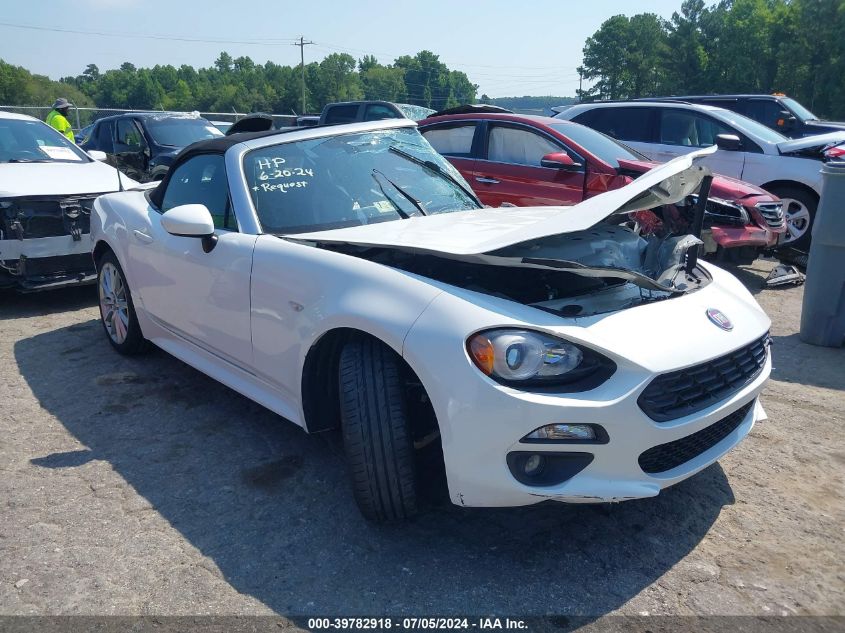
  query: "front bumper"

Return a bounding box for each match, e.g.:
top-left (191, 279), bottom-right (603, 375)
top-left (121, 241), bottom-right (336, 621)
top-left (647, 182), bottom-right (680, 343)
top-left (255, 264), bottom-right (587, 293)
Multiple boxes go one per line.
top-left (710, 224), bottom-right (775, 249)
top-left (403, 266), bottom-right (771, 508)
top-left (0, 236), bottom-right (95, 291)
top-left (429, 354), bottom-right (767, 508)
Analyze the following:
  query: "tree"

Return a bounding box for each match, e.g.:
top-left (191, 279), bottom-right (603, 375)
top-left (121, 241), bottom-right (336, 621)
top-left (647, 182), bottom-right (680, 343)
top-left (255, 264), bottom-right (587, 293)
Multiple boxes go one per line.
top-left (663, 0), bottom-right (708, 94)
top-left (214, 52), bottom-right (233, 74)
top-left (317, 53), bottom-right (363, 103)
top-left (626, 14), bottom-right (668, 97)
top-left (358, 55), bottom-right (379, 74)
top-left (581, 15), bottom-right (633, 99)
top-left (361, 65), bottom-right (406, 102)
top-left (701, 0), bottom-right (776, 92)
top-left (82, 63), bottom-right (100, 83)
top-left (773, 0), bottom-right (845, 115)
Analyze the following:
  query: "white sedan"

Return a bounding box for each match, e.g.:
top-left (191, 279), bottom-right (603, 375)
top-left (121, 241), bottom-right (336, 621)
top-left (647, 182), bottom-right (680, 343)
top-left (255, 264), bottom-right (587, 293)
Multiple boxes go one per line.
top-left (0, 111), bottom-right (135, 291)
top-left (90, 119), bottom-right (771, 521)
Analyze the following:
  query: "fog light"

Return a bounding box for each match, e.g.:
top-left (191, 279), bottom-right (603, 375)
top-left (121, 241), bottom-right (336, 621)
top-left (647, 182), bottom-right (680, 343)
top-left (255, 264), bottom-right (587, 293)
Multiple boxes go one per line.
top-left (523, 424), bottom-right (597, 441)
top-left (523, 454), bottom-right (545, 476)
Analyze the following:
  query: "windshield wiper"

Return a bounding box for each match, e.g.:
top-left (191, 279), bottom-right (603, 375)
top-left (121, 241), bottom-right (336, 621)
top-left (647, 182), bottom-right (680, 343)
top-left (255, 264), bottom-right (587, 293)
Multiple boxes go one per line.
top-left (7, 158), bottom-right (51, 163)
top-left (372, 169), bottom-right (427, 217)
top-left (388, 145), bottom-right (480, 204)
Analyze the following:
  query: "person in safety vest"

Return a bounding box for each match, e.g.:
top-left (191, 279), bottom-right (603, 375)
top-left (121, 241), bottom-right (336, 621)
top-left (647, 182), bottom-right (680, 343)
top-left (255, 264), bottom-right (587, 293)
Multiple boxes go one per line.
top-left (46, 98), bottom-right (75, 142)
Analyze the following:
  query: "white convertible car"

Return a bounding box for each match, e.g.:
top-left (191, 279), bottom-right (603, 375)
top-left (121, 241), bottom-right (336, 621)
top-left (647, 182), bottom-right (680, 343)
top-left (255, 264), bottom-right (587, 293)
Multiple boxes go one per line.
top-left (90, 119), bottom-right (771, 521)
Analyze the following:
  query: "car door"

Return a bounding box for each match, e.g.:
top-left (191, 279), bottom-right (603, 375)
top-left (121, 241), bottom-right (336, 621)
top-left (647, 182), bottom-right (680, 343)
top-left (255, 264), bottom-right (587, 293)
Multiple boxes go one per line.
top-left (572, 106), bottom-right (657, 159)
top-left (113, 118), bottom-right (149, 181)
top-left (87, 119), bottom-right (116, 166)
top-left (474, 122), bottom-right (585, 207)
top-left (651, 108), bottom-right (746, 179)
top-left (125, 153), bottom-right (257, 369)
top-left (419, 121), bottom-right (479, 185)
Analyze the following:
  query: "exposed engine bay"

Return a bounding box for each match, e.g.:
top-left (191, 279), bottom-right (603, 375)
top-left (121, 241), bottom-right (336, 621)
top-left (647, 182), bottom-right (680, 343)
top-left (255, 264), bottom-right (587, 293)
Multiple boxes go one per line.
top-left (312, 221), bottom-right (711, 318)
top-left (0, 195), bottom-right (98, 241)
top-left (0, 195), bottom-right (101, 290)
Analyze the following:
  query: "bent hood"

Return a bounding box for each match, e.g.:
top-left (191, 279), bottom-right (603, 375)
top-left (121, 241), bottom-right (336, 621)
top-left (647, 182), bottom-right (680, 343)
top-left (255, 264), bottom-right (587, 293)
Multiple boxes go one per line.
top-left (777, 131), bottom-right (845, 154)
top-left (291, 146), bottom-right (716, 255)
top-left (0, 159), bottom-right (137, 197)
top-left (616, 158), bottom-right (770, 199)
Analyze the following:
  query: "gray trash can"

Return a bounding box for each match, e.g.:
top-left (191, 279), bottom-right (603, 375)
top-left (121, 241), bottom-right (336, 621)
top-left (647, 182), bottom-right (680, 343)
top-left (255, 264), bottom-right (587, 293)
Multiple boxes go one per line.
top-left (799, 161), bottom-right (845, 347)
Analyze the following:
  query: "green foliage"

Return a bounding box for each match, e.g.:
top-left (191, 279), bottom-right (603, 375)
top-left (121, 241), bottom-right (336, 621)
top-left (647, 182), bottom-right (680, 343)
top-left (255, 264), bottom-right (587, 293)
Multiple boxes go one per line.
top-left (580, 0), bottom-right (845, 119)
top-left (0, 59), bottom-right (93, 109)
top-left (1, 50), bottom-right (479, 116)
top-left (483, 95), bottom-right (577, 113)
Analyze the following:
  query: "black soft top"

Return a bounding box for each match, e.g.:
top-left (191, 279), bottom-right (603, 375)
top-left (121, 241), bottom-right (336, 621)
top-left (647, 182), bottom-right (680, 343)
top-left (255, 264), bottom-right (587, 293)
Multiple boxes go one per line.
top-left (148, 128), bottom-right (299, 207)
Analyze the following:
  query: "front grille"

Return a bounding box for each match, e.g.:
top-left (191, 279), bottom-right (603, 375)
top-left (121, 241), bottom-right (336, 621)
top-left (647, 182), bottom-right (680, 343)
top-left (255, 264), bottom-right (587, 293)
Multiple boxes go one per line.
top-left (638, 401), bottom-right (754, 474)
top-left (638, 334), bottom-right (769, 422)
top-left (1, 196), bottom-right (97, 240)
top-left (704, 198), bottom-right (748, 226)
top-left (755, 202), bottom-right (785, 229)
top-left (20, 253), bottom-right (93, 277)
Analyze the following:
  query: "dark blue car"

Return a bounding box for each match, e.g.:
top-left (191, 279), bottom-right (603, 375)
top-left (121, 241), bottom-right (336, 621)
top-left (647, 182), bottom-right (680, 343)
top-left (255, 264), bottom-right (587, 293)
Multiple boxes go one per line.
top-left (80, 113), bottom-right (222, 182)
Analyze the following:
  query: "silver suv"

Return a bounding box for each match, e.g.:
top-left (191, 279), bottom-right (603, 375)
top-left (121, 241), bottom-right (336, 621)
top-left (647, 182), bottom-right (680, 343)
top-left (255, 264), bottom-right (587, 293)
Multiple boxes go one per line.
top-left (555, 100), bottom-right (845, 249)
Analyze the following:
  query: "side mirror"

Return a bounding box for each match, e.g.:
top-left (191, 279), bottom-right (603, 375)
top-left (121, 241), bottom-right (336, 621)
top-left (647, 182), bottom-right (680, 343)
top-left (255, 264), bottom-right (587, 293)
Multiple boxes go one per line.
top-left (541, 151), bottom-right (582, 170)
top-left (161, 204), bottom-right (218, 252)
top-left (715, 134), bottom-right (742, 151)
top-left (776, 112), bottom-right (796, 129)
top-left (88, 150), bottom-right (108, 162)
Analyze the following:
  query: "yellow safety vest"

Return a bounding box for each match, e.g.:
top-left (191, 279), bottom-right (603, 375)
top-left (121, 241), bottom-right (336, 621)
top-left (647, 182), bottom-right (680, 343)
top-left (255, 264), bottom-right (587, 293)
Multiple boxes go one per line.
top-left (46, 110), bottom-right (75, 143)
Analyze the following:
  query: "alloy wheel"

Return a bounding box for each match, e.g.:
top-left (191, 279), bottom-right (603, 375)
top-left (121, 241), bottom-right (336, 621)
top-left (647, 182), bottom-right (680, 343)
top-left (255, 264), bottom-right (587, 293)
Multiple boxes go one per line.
top-left (780, 197), bottom-right (811, 245)
top-left (99, 262), bottom-right (130, 344)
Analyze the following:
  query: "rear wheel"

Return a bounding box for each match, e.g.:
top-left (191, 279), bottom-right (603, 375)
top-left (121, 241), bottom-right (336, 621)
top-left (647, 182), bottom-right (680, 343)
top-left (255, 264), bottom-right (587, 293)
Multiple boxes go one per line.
top-left (771, 186), bottom-right (817, 251)
top-left (339, 337), bottom-right (418, 522)
top-left (97, 251), bottom-right (149, 355)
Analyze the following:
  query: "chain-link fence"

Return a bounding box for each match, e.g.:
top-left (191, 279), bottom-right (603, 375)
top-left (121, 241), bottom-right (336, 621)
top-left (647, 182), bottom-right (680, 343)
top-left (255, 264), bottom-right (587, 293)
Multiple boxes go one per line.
top-left (0, 105), bottom-right (297, 133)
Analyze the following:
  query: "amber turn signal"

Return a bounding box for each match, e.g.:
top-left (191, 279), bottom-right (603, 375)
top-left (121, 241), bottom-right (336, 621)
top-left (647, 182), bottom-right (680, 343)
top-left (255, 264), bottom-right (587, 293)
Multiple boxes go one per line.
top-left (467, 333), bottom-right (495, 375)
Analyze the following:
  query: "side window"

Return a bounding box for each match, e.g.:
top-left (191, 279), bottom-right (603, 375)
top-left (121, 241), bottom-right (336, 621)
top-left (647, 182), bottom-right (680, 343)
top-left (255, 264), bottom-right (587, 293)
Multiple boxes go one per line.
top-left (160, 154), bottom-right (237, 231)
top-left (96, 121), bottom-right (114, 153)
top-left (659, 110), bottom-right (733, 147)
top-left (745, 100), bottom-right (783, 128)
top-left (575, 107), bottom-right (653, 142)
top-left (116, 119), bottom-right (143, 149)
top-left (323, 105), bottom-right (359, 124)
top-left (421, 123), bottom-right (477, 157)
top-left (487, 125), bottom-right (561, 167)
top-left (364, 104), bottom-right (399, 121)
top-left (701, 100), bottom-right (740, 112)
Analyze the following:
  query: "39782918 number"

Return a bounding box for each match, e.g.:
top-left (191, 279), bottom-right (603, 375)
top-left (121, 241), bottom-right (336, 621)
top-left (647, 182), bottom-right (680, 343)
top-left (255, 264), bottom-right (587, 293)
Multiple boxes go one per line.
top-left (307, 618), bottom-right (393, 629)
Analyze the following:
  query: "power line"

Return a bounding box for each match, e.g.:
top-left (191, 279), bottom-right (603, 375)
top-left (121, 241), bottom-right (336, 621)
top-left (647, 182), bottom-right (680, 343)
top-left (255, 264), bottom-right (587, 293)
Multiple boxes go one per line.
top-left (312, 42), bottom-right (579, 73)
top-left (0, 20), bottom-right (299, 45)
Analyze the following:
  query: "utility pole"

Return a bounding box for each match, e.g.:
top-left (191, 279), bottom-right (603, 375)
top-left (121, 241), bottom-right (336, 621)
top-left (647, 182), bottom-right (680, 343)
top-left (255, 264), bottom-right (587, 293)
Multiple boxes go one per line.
top-left (293, 36), bottom-right (315, 114)
top-left (577, 66), bottom-right (583, 103)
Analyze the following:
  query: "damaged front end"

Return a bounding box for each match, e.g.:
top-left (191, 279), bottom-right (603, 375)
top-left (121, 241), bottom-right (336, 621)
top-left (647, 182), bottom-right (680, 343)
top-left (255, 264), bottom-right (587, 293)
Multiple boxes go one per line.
top-left (317, 227), bottom-right (708, 318)
top-left (293, 147), bottom-right (720, 319)
top-left (0, 195), bottom-right (101, 291)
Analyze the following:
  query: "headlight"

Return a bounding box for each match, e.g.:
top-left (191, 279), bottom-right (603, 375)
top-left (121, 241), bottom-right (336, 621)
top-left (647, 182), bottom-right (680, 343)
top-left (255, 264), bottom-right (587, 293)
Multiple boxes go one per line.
top-left (467, 329), bottom-right (614, 390)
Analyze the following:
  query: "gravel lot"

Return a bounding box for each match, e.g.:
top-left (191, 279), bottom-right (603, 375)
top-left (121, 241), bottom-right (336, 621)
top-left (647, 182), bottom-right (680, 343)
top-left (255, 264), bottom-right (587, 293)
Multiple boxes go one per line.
top-left (0, 259), bottom-right (843, 619)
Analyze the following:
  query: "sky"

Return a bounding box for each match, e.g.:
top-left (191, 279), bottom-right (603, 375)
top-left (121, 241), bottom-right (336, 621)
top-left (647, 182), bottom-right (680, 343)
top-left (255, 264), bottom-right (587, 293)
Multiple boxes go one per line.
top-left (0, 0), bottom-right (685, 98)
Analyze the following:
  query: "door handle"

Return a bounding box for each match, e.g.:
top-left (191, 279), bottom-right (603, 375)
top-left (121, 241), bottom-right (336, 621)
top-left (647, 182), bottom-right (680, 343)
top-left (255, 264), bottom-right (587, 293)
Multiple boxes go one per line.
top-left (133, 229), bottom-right (154, 244)
top-left (475, 177), bottom-right (500, 185)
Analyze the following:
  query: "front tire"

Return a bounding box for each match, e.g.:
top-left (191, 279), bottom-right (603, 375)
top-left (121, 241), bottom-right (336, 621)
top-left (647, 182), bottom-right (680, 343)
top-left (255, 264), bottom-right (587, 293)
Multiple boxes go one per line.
top-left (97, 251), bottom-right (149, 355)
top-left (339, 338), bottom-right (418, 522)
top-left (771, 186), bottom-right (817, 251)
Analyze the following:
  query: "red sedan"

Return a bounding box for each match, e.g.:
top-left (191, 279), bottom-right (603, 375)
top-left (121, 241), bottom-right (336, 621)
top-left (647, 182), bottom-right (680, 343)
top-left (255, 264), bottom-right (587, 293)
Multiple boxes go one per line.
top-left (418, 111), bottom-right (785, 260)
